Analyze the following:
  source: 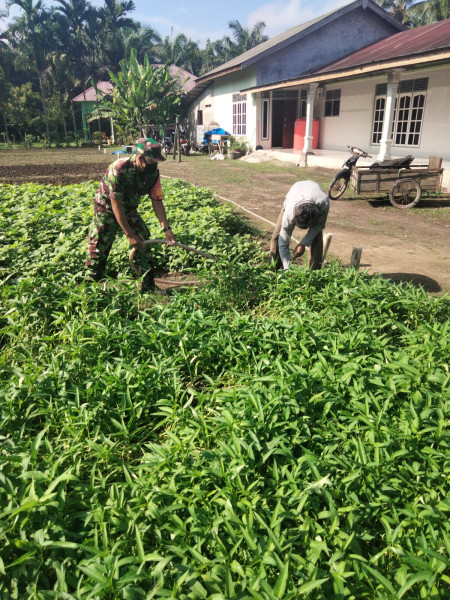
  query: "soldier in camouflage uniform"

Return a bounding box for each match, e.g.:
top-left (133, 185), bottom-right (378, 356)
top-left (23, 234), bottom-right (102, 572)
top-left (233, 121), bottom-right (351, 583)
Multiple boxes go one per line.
top-left (86, 138), bottom-right (176, 292)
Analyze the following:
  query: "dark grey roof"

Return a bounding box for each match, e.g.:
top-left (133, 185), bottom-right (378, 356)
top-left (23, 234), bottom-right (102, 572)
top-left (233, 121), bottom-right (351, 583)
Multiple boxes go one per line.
top-left (194, 0), bottom-right (404, 83)
top-left (239, 18), bottom-right (450, 95)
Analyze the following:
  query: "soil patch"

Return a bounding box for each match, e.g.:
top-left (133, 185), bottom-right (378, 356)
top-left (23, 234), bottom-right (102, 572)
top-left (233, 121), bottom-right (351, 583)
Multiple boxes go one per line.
top-left (1, 148), bottom-right (449, 293)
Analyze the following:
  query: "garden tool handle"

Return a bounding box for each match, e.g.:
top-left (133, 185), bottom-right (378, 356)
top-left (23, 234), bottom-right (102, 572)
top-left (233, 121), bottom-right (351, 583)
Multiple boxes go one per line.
top-left (129, 238), bottom-right (219, 276)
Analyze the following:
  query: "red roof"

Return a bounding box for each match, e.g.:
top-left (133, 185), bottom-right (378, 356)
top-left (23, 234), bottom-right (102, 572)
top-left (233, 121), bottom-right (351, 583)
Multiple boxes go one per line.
top-left (72, 66), bottom-right (196, 102)
top-left (72, 81), bottom-right (113, 102)
top-left (317, 18), bottom-right (450, 74)
top-left (152, 64), bottom-right (197, 92)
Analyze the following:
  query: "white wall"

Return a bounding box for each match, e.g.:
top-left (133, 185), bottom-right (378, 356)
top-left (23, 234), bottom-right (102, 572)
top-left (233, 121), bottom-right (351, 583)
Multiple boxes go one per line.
top-left (213, 67), bottom-right (257, 146)
top-left (318, 65), bottom-right (450, 161)
top-left (186, 84), bottom-right (215, 143)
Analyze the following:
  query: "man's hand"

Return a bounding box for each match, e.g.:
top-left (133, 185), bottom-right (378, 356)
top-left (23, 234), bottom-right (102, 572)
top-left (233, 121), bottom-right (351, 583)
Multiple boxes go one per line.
top-left (127, 233), bottom-right (144, 249)
top-left (164, 228), bottom-right (177, 246)
top-left (293, 243), bottom-right (305, 259)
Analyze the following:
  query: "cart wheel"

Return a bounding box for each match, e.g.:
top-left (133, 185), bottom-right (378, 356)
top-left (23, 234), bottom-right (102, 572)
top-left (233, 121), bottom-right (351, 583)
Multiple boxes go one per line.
top-left (389, 178), bottom-right (421, 208)
top-left (328, 175), bottom-right (349, 200)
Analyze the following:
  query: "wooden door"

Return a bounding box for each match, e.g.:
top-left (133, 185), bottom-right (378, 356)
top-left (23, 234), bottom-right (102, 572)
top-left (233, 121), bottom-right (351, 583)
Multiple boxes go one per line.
top-left (272, 99), bottom-right (297, 148)
top-left (282, 100), bottom-right (297, 148)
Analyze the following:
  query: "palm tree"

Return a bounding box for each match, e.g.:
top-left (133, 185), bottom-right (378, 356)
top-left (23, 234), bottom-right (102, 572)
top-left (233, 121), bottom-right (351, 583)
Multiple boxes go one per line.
top-left (6, 0), bottom-right (53, 140)
top-left (200, 38), bottom-right (233, 74)
top-left (155, 33), bottom-right (201, 74)
top-left (374, 0), bottom-right (419, 27)
top-left (121, 24), bottom-right (162, 64)
top-left (97, 0), bottom-right (138, 73)
top-left (0, 8), bottom-right (8, 48)
top-left (225, 19), bottom-right (268, 56)
top-left (411, 0), bottom-right (449, 24)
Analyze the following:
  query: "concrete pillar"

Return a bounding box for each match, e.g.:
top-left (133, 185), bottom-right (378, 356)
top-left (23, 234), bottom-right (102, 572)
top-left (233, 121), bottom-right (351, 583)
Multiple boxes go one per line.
top-left (377, 70), bottom-right (402, 162)
top-left (302, 83), bottom-right (319, 155)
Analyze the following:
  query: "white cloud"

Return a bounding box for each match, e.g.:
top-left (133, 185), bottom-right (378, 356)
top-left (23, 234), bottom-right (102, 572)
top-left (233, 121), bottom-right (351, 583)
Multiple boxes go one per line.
top-left (248, 0), bottom-right (347, 38)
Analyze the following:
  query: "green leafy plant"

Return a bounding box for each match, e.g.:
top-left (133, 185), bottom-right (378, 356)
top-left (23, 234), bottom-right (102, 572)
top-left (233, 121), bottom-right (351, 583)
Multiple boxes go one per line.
top-left (228, 135), bottom-right (250, 154)
top-left (0, 178), bottom-right (449, 599)
top-left (92, 49), bottom-right (186, 142)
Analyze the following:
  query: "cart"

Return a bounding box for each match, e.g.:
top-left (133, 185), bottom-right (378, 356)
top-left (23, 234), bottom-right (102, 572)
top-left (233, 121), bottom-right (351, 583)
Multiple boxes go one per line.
top-left (350, 155), bottom-right (444, 208)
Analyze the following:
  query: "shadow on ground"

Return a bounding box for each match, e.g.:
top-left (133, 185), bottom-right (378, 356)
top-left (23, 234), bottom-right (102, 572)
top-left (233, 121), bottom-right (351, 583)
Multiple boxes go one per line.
top-left (379, 272), bottom-right (442, 293)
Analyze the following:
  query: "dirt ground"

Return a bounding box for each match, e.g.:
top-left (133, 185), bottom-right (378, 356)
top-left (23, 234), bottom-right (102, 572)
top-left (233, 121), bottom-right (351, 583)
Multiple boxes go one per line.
top-left (1, 147), bottom-right (449, 293)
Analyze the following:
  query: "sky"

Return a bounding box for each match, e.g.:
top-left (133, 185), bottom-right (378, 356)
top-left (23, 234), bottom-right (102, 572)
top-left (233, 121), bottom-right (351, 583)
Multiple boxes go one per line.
top-left (1, 0), bottom-right (351, 46)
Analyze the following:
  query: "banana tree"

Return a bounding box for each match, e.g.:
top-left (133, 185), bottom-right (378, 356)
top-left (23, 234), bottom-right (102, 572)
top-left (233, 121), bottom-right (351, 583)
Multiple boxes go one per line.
top-left (92, 48), bottom-right (186, 142)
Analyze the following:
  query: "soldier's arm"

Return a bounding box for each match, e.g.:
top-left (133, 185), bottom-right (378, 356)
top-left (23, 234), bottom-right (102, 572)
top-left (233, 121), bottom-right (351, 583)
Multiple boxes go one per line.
top-left (151, 199), bottom-right (176, 244)
top-left (110, 197), bottom-right (144, 249)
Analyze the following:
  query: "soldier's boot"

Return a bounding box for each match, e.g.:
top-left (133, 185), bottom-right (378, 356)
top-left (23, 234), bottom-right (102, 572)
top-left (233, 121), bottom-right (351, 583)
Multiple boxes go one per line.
top-left (141, 270), bottom-right (156, 293)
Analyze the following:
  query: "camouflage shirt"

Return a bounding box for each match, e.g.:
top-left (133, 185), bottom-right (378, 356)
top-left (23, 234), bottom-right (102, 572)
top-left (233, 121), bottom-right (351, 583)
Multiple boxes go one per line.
top-left (94, 155), bottom-right (163, 212)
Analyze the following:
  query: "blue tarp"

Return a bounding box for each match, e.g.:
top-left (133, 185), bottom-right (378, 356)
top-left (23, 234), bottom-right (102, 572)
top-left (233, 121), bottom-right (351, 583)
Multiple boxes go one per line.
top-left (203, 128), bottom-right (230, 146)
top-left (204, 128), bottom-right (230, 136)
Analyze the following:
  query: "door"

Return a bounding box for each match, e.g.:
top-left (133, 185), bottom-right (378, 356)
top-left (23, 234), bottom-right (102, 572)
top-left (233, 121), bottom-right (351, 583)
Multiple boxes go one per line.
top-left (271, 99), bottom-right (297, 148)
top-left (282, 100), bottom-right (297, 148)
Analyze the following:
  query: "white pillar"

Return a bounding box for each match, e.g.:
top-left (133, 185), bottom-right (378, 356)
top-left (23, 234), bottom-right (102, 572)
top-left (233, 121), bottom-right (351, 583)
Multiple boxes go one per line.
top-left (302, 83), bottom-right (318, 155)
top-left (377, 70), bottom-right (402, 162)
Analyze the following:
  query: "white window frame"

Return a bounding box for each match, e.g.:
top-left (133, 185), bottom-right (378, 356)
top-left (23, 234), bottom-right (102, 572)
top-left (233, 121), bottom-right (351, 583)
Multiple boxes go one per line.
top-left (371, 78), bottom-right (427, 148)
top-left (371, 95), bottom-right (386, 144)
top-left (261, 98), bottom-right (270, 139)
top-left (232, 93), bottom-right (247, 135)
top-left (392, 92), bottom-right (426, 147)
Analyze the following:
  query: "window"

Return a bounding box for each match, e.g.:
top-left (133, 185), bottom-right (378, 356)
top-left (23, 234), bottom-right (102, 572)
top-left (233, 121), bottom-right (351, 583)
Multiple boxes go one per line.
top-left (372, 94), bottom-right (386, 144)
top-left (232, 93), bottom-right (247, 135)
top-left (325, 89), bottom-right (341, 116)
top-left (393, 90), bottom-right (426, 146)
top-left (262, 99), bottom-right (269, 139)
top-left (371, 78), bottom-right (428, 147)
top-left (197, 109), bottom-right (203, 125)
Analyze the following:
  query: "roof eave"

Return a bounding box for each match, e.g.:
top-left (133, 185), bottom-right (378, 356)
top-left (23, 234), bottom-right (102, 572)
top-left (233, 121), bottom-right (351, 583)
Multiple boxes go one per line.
top-left (240, 50), bottom-right (450, 93)
top-left (239, 0), bottom-right (405, 70)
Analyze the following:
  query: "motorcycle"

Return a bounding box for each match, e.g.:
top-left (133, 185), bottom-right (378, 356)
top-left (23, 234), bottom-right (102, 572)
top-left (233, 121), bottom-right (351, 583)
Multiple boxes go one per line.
top-left (327, 146), bottom-right (372, 199)
top-left (163, 131), bottom-right (174, 155)
top-left (179, 130), bottom-right (190, 156)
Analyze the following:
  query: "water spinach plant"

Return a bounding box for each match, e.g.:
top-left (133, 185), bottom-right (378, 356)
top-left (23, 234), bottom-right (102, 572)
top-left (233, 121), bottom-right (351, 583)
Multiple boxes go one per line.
top-left (0, 179), bottom-right (449, 599)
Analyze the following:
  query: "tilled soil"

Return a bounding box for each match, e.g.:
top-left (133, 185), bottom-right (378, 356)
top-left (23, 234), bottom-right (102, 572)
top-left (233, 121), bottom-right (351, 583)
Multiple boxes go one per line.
top-left (1, 148), bottom-right (449, 293)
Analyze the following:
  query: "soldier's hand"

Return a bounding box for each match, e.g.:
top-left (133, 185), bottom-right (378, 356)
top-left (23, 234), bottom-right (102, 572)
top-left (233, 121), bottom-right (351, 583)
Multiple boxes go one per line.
top-left (127, 234), bottom-right (144, 249)
top-left (164, 228), bottom-right (176, 246)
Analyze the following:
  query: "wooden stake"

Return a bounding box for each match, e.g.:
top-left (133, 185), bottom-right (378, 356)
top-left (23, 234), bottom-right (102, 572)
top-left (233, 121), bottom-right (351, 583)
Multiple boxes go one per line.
top-left (323, 233), bottom-right (332, 262)
top-left (350, 247), bottom-right (363, 268)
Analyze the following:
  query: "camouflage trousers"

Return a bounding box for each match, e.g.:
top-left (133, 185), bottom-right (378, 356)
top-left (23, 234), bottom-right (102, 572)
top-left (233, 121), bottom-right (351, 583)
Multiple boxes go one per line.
top-left (85, 206), bottom-right (154, 287)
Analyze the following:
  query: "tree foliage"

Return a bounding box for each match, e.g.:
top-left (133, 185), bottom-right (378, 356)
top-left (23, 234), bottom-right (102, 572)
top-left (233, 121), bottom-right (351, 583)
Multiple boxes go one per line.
top-left (375, 0), bottom-right (449, 25)
top-left (92, 48), bottom-right (185, 139)
top-left (2, 0), bottom-right (447, 143)
top-left (411, 0), bottom-right (450, 23)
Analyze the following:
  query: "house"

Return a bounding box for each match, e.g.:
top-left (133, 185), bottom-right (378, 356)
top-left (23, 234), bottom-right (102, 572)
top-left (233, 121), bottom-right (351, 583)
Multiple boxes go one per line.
top-left (184, 0), bottom-right (450, 178)
top-left (73, 66), bottom-right (196, 142)
top-left (72, 81), bottom-right (114, 142)
top-left (183, 0), bottom-right (404, 151)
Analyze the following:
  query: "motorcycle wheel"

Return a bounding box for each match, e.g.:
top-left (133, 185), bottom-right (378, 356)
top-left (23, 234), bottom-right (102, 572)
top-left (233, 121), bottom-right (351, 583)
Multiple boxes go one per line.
top-left (328, 175), bottom-right (349, 199)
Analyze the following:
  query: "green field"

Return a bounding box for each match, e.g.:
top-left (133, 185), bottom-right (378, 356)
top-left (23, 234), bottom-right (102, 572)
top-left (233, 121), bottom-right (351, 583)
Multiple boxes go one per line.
top-left (0, 180), bottom-right (449, 599)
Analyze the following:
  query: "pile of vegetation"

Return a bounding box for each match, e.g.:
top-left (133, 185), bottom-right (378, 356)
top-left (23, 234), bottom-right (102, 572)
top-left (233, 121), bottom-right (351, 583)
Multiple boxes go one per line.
top-left (0, 180), bottom-right (449, 599)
